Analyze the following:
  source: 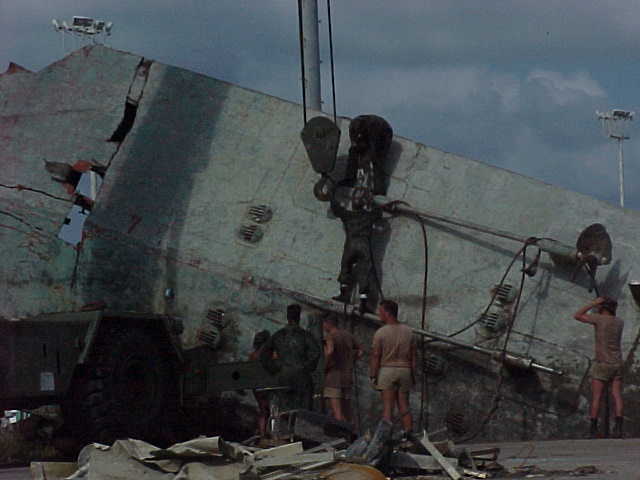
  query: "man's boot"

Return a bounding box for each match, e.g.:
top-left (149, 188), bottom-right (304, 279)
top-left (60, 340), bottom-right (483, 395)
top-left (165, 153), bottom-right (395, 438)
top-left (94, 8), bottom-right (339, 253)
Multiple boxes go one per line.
top-left (612, 416), bottom-right (623, 438)
top-left (332, 284), bottom-right (351, 303)
top-left (589, 418), bottom-right (598, 439)
top-left (358, 292), bottom-right (373, 314)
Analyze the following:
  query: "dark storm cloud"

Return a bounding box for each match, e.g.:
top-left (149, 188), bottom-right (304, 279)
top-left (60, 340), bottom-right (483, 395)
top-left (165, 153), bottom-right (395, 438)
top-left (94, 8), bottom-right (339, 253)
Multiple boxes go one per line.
top-left (331, 61), bottom-right (629, 206)
top-left (328, 1), bottom-right (640, 68)
top-left (0, 1), bottom-right (298, 81)
top-left (1, 1), bottom-right (639, 207)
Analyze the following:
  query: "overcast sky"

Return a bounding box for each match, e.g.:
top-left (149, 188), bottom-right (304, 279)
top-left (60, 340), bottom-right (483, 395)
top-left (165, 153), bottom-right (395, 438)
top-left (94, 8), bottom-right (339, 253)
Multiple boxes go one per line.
top-left (3, 1), bottom-right (640, 209)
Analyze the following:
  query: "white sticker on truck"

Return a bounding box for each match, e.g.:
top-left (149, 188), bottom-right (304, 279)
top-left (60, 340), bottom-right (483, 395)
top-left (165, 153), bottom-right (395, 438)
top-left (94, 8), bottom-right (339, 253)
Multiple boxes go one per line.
top-left (40, 372), bottom-right (55, 391)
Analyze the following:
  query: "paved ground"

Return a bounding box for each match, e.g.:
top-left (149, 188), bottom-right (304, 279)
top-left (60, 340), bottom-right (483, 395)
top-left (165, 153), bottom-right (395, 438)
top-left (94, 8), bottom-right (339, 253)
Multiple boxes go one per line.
top-left (470, 438), bottom-right (640, 479)
top-left (0, 466), bottom-right (30, 480)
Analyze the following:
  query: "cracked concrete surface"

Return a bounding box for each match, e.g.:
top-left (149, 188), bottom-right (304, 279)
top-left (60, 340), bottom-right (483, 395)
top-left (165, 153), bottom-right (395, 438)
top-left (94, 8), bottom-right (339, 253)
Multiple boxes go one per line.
top-left (0, 45), bottom-right (142, 317)
top-left (4, 45), bottom-right (640, 441)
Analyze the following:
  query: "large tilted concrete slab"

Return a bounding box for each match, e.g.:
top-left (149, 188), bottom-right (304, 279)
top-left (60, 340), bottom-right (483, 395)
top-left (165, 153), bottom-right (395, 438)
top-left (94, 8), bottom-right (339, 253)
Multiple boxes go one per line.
top-left (2, 45), bottom-right (640, 441)
top-left (0, 47), bottom-right (139, 315)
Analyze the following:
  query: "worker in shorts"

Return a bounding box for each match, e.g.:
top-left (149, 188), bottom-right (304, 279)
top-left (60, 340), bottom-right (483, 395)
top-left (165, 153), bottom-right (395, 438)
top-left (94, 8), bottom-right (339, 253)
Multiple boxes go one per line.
top-left (574, 296), bottom-right (624, 438)
top-left (322, 315), bottom-right (362, 424)
top-left (369, 300), bottom-right (416, 436)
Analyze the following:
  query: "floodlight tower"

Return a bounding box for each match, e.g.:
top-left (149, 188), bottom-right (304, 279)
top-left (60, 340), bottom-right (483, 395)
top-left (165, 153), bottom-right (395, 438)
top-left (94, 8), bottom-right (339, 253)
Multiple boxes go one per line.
top-left (52, 17), bottom-right (114, 47)
top-left (597, 109), bottom-right (634, 208)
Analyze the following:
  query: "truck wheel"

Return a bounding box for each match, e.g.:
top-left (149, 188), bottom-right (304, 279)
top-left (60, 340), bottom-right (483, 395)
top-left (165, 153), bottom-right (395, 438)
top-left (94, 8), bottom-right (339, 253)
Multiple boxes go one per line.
top-left (76, 327), bottom-right (177, 445)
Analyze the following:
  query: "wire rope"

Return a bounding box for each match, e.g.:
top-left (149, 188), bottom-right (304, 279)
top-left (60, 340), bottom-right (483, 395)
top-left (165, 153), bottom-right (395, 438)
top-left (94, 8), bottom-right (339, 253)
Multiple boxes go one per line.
top-left (459, 239), bottom-right (535, 442)
top-left (297, 0), bottom-right (308, 125)
top-left (382, 202), bottom-right (431, 431)
top-left (415, 215), bottom-right (430, 431)
top-left (326, 0), bottom-right (337, 124)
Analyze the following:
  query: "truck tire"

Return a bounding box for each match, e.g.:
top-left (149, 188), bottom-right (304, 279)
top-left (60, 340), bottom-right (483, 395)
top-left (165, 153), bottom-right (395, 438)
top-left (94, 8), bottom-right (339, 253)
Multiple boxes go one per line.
top-left (75, 327), bottom-right (177, 445)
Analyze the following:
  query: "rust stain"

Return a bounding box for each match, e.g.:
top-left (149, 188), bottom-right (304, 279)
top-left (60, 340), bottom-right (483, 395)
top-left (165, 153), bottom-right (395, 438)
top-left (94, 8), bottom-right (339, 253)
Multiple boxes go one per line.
top-left (127, 214), bottom-right (142, 233)
top-left (2, 62), bottom-right (33, 75)
top-left (0, 223), bottom-right (27, 234)
top-left (187, 257), bottom-right (203, 268)
top-left (0, 183), bottom-right (73, 203)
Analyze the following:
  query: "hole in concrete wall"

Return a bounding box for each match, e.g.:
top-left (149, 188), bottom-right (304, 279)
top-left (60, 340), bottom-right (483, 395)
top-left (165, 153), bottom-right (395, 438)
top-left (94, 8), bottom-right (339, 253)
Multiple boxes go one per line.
top-left (238, 224), bottom-right (263, 243)
top-left (197, 326), bottom-right (222, 350)
top-left (247, 205), bottom-right (273, 224)
top-left (207, 308), bottom-right (229, 330)
top-left (58, 171), bottom-right (103, 245)
top-left (44, 160), bottom-right (82, 190)
top-left (109, 101), bottom-right (138, 142)
top-left (445, 409), bottom-right (469, 435)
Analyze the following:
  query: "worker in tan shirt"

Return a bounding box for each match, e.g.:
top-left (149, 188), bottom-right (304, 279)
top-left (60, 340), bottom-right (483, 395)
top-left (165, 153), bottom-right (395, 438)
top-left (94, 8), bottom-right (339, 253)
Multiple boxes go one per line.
top-left (574, 296), bottom-right (624, 438)
top-left (369, 300), bottom-right (416, 435)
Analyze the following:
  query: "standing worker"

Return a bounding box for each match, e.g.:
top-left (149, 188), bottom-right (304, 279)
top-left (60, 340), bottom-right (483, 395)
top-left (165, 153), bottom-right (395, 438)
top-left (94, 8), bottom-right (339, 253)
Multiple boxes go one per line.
top-left (260, 304), bottom-right (321, 411)
top-left (322, 315), bottom-right (363, 424)
top-left (574, 296), bottom-right (624, 438)
top-left (249, 330), bottom-right (271, 437)
top-left (369, 300), bottom-right (416, 436)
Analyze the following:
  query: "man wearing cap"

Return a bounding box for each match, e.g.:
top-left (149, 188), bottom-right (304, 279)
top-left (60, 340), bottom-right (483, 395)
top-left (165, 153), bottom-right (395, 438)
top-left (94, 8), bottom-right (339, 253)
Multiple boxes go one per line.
top-left (260, 304), bottom-right (321, 411)
top-left (574, 296), bottom-right (624, 438)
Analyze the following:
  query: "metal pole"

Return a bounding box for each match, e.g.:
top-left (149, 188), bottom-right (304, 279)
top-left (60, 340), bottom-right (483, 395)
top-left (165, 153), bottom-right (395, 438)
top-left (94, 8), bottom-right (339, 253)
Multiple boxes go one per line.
top-left (604, 383), bottom-right (610, 437)
top-left (598, 110), bottom-right (633, 208)
top-left (379, 200), bottom-right (579, 262)
top-left (618, 137), bottom-right (625, 208)
top-left (296, 0), bottom-right (308, 124)
top-left (272, 284), bottom-right (564, 376)
top-left (301, 0), bottom-right (322, 111)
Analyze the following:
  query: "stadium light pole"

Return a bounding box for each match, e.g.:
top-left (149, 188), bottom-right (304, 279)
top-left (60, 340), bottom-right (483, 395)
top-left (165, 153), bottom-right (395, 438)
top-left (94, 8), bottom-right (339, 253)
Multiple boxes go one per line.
top-left (597, 109), bottom-right (634, 208)
top-left (52, 17), bottom-right (113, 48)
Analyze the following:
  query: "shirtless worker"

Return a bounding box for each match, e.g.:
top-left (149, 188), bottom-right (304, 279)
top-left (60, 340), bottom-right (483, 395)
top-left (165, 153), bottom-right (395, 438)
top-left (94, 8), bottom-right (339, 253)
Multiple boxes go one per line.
top-left (574, 296), bottom-right (624, 438)
top-left (369, 300), bottom-right (416, 436)
top-left (322, 315), bottom-right (362, 424)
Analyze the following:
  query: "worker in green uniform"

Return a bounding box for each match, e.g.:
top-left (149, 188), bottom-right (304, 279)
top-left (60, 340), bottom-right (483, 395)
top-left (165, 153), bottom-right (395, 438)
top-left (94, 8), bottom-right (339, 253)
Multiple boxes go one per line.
top-left (260, 304), bottom-right (321, 411)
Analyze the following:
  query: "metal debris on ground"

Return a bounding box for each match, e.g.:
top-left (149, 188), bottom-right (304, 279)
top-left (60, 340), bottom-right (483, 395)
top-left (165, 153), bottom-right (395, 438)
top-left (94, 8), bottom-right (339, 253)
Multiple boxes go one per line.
top-left (568, 465), bottom-right (598, 476)
top-left (54, 411), bottom-right (622, 480)
top-left (64, 436), bottom-right (234, 480)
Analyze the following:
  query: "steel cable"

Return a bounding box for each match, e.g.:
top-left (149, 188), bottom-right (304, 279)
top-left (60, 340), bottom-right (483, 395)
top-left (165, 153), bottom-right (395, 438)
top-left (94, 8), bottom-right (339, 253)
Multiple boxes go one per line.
top-left (459, 239), bottom-right (534, 442)
top-left (297, 0), bottom-right (308, 125)
top-left (326, 0), bottom-right (337, 123)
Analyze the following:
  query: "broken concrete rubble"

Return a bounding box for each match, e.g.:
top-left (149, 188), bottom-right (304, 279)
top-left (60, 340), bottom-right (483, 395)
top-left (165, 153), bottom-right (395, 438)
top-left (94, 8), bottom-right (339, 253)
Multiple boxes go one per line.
top-left (11, 411), bottom-right (623, 480)
top-left (16, 430), bottom-right (628, 480)
top-left (65, 437), bottom-right (234, 480)
top-left (60, 423), bottom-right (504, 480)
top-left (29, 461), bottom-right (77, 480)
